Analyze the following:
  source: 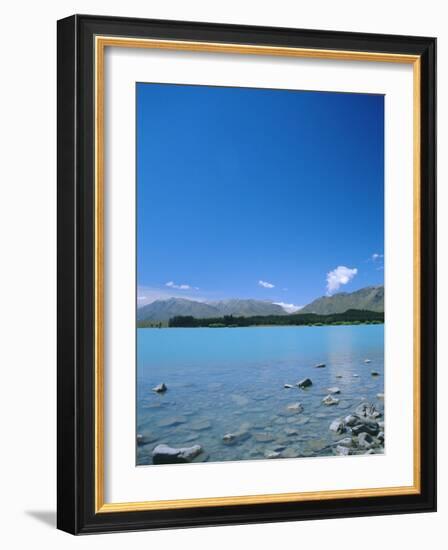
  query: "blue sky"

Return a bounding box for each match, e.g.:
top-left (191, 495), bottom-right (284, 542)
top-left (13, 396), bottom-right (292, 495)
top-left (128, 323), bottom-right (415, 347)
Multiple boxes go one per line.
top-left (137, 83), bottom-right (384, 309)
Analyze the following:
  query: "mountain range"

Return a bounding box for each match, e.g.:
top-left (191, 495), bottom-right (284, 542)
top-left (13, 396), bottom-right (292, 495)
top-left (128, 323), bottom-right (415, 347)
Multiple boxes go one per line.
top-left (137, 286), bottom-right (384, 322)
top-left (300, 285), bottom-right (384, 314)
top-left (137, 298), bottom-right (288, 322)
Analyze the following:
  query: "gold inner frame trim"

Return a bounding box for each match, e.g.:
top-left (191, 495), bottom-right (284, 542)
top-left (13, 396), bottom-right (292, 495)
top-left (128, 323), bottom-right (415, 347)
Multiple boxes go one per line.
top-left (94, 35), bottom-right (421, 513)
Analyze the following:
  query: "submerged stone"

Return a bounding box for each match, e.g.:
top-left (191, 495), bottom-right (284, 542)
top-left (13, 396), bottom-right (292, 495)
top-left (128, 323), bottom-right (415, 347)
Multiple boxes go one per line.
top-left (190, 419), bottom-right (212, 431)
top-left (265, 450), bottom-right (281, 459)
top-left (157, 416), bottom-right (188, 428)
top-left (152, 443), bottom-right (203, 464)
top-left (254, 432), bottom-right (275, 443)
top-left (281, 448), bottom-right (301, 458)
top-left (287, 402), bottom-right (304, 413)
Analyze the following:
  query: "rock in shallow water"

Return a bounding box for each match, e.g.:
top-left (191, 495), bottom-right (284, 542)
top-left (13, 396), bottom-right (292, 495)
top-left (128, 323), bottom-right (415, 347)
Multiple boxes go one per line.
top-left (281, 448), bottom-right (300, 458)
top-left (335, 445), bottom-right (350, 456)
top-left (152, 383), bottom-right (167, 393)
top-left (137, 433), bottom-right (157, 446)
top-left (287, 402), bottom-right (304, 413)
top-left (329, 419), bottom-right (345, 434)
top-left (265, 450), bottom-right (281, 459)
top-left (351, 422), bottom-right (379, 436)
top-left (327, 387), bottom-right (341, 394)
top-left (357, 432), bottom-right (376, 449)
top-left (344, 414), bottom-right (359, 427)
top-left (152, 443), bottom-right (202, 464)
top-left (322, 394), bottom-right (339, 406)
top-left (297, 378), bottom-right (312, 389)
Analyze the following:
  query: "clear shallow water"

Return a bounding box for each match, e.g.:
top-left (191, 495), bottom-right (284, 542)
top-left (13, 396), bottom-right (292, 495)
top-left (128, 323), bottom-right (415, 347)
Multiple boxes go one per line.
top-left (137, 325), bottom-right (384, 465)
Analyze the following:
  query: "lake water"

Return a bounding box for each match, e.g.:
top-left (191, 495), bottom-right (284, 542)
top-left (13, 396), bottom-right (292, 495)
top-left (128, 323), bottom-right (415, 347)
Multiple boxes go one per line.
top-left (136, 324), bottom-right (384, 465)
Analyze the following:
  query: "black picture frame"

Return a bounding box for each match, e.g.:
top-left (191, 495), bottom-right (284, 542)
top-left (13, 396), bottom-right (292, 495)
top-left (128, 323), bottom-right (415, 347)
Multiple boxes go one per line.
top-left (57, 14), bottom-right (436, 534)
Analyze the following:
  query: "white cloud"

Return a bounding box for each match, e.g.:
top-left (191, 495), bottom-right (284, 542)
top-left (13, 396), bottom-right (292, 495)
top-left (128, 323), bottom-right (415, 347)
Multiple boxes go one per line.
top-left (165, 281), bottom-right (197, 290)
top-left (259, 280), bottom-right (275, 289)
top-left (371, 253), bottom-right (384, 261)
top-left (326, 266), bottom-right (358, 295)
top-left (137, 296), bottom-right (146, 301)
top-left (274, 302), bottom-right (303, 313)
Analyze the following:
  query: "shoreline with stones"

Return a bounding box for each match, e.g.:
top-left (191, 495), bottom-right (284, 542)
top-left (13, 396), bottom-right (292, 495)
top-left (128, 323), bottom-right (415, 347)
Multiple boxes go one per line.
top-left (137, 361), bottom-right (385, 465)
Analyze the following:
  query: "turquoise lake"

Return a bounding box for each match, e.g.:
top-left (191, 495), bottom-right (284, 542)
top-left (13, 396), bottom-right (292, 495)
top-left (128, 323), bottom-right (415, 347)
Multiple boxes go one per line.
top-left (136, 324), bottom-right (384, 465)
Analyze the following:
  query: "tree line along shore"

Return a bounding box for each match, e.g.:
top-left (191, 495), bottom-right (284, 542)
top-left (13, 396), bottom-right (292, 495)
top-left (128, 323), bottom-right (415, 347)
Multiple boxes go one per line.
top-left (137, 308), bottom-right (384, 329)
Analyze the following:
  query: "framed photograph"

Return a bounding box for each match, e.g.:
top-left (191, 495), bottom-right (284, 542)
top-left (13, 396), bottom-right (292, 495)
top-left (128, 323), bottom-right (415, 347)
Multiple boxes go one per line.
top-left (57, 15), bottom-right (436, 534)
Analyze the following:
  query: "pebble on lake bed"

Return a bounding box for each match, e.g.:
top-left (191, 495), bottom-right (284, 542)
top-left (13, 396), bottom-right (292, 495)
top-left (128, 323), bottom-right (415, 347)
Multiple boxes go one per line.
top-left (327, 387), bottom-right (341, 394)
top-left (284, 384), bottom-right (294, 389)
top-left (364, 359), bottom-right (372, 363)
top-left (314, 363), bottom-right (326, 368)
top-left (371, 371), bottom-right (380, 376)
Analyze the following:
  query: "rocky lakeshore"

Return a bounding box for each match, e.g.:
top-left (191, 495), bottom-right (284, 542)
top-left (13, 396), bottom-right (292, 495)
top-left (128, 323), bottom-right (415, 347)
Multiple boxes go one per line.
top-left (136, 339), bottom-right (385, 466)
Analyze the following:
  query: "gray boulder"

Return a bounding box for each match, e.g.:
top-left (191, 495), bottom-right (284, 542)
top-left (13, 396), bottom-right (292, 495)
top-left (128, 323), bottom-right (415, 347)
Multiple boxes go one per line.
top-left (352, 422), bottom-right (379, 436)
top-left (336, 437), bottom-right (354, 448)
top-left (152, 383), bottom-right (167, 393)
top-left (152, 443), bottom-right (202, 464)
top-left (322, 394), bottom-right (339, 406)
top-left (329, 419), bottom-right (345, 434)
top-left (222, 423), bottom-right (251, 445)
top-left (357, 433), bottom-right (375, 449)
top-left (355, 403), bottom-right (382, 420)
top-left (297, 378), bottom-right (312, 389)
top-left (344, 414), bottom-right (360, 427)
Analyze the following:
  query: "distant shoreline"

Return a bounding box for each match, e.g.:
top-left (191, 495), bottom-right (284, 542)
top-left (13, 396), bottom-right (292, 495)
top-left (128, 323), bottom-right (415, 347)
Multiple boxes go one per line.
top-left (137, 309), bottom-right (384, 329)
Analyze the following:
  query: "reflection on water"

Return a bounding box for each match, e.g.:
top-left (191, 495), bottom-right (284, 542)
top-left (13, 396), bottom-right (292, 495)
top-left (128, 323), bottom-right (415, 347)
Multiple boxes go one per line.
top-left (136, 325), bottom-right (384, 465)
